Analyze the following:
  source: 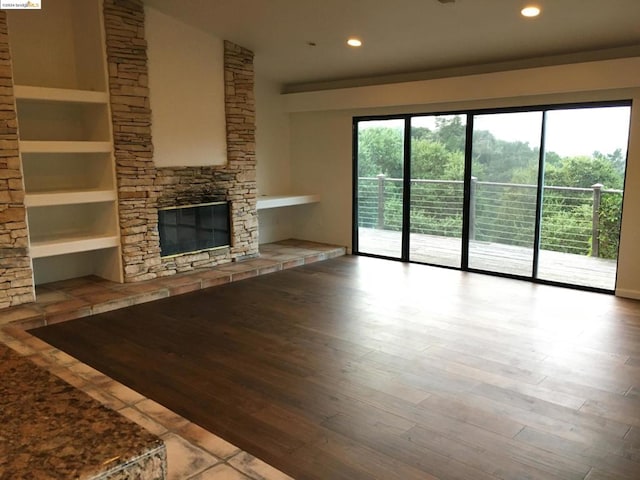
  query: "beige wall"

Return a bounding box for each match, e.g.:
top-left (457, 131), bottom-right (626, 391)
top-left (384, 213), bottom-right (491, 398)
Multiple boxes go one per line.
top-left (290, 110), bottom-right (353, 248)
top-left (255, 75), bottom-right (294, 243)
top-left (284, 57), bottom-right (640, 298)
top-left (145, 6), bottom-right (227, 167)
top-left (616, 99), bottom-right (640, 299)
top-left (256, 76), bottom-right (291, 196)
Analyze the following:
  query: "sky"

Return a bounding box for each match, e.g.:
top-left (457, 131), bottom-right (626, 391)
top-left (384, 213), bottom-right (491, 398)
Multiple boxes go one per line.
top-left (360, 106), bottom-right (632, 159)
top-left (476, 107), bottom-right (631, 158)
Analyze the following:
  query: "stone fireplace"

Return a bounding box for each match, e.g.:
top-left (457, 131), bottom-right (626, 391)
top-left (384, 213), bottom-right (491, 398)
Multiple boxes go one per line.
top-left (105, 1), bottom-right (258, 282)
top-left (0, 1), bottom-right (259, 309)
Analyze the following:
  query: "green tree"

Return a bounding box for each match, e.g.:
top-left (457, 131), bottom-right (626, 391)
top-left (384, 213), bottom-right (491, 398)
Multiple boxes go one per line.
top-left (410, 116), bottom-right (466, 180)
top-left (357, 120), bottom-right (626, 258)
top-left (545, 151), bottom-right (562, 167)
top-left (411, 140), bottom-right (461, 180)
top-left (544, 155), bottom-right (623, 189)
top-left (598, 193), bottom-right (623, 259)
top-left (594, 149), bottom-right (626, 176)
top-left (357, 127), bottom-right (403, 177)
top-left (411, 126), bottom-right (434, 142)
top-left (472, 133), bottom-right (539, 183)
top-left (434, 116), bottom-right (466, 152)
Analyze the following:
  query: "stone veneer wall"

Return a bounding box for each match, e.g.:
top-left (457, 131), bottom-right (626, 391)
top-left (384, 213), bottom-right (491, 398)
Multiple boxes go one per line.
top-left (0, 11), bottom-right (33, 308)
top-left (104, 0), bottom-right (258, 282)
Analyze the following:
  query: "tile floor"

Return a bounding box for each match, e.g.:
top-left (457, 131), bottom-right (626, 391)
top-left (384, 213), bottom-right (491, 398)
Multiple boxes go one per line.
top-left (1, 240), bottom-right (346, 330)
top-left (0, 240), bottom-right (346, 480)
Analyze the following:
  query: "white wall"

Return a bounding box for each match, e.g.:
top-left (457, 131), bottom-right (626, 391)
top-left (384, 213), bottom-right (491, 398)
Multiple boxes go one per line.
top-left (145, 6), bottom-right (227, 167)
top-left (616, 99), bottom-right (640, 299)
top-left (285, 57), bottom-right (640, 297)
top-left (255, 75), bottom-right (293, 243)
top-left (256, 76), bottom-right (291, 195)
top-left (8, 0), bottom-right (105, 90)
top-left (290, 110), bottom-right (352, 248)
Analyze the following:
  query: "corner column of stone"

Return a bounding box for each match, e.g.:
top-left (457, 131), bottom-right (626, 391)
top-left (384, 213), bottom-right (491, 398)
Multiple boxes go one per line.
top-left (0, 11), bottom-right (34, 308)
top-left (223, 40), bottom-right (259, 260)
top-left (104, 0), bottom-right (161, 282)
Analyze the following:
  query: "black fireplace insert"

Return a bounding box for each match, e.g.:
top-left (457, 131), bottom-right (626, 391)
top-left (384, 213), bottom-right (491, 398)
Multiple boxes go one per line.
top-left (158, 202), bottom-right (230, 257)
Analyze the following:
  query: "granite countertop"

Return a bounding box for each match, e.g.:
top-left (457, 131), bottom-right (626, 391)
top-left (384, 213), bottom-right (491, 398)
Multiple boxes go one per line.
top-left (0, 343), bottom-right (166, 480)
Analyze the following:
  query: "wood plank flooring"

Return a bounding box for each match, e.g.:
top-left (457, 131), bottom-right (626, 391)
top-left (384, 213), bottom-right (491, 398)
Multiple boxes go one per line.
top-left (31, 256), bottom-right (640, 480)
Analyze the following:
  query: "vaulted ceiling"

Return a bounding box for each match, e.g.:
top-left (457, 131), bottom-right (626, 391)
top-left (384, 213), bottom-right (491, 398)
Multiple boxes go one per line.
top-left (143, 0), bottom-right (640, 91)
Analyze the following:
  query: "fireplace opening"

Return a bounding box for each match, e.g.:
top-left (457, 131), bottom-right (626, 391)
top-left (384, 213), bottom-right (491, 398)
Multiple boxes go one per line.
top-left (158, 201), bottom-right (230, 257)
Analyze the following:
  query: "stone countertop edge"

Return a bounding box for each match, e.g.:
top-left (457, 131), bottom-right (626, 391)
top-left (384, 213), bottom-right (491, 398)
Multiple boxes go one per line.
top-left (92, 444), bottom-right (167, 480)
top-left (0, 342), bottom-right (167, 480)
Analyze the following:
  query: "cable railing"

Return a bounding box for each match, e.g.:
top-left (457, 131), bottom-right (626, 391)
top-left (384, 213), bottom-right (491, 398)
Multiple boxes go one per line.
top-left (357, 175), bottom-right (623, 258)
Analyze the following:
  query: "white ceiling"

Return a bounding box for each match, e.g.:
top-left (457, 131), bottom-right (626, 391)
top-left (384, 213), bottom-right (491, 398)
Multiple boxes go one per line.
top-left (143, 0), bottom-right (640, 90)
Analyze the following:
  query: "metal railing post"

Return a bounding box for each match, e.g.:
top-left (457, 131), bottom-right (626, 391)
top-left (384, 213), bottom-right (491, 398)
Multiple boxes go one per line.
top-left (469, 176), bottom-right (477, 240)
top-left (377, 174), bottom-right (386, 229)
top-left (591, 183), bottom-right (603, 257)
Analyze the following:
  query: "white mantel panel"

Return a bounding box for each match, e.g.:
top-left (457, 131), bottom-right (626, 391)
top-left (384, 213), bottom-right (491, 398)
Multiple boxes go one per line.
top-left (145, 6), bottom-right (227, 167)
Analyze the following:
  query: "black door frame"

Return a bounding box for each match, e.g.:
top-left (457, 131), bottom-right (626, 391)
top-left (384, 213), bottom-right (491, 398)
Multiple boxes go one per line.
top-left (352, 99), bottom-right (632, 294)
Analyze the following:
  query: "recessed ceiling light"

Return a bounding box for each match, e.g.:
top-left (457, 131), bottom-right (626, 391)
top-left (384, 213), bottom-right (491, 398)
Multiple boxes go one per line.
top-left (521, 5), bottom-right (541, 17)
top-left (347, 37), bottom-right (362, 47)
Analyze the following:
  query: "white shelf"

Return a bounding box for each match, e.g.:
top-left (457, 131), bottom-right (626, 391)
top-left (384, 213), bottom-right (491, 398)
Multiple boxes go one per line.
top-left (9, 0), bottom-right (123, 286)
top-left (19, 141), bottom-right (112, 153)
top-left (257, 194), bottom-right (320, 210)
top-left (14, 85), bottom-right (109, 104)
top-left (25, 189), bottom-right (117, 207)
top-left (30, 234), bottom-right (120, 258)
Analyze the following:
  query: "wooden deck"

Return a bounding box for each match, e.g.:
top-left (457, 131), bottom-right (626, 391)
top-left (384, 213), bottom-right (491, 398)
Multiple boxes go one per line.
top-left (358, 228), bottom-right (617, 290)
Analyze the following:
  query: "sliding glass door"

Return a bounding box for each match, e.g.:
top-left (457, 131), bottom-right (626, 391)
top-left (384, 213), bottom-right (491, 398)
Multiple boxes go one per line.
top-left (468, 111), bottom-right (542, 276)
top-left (355, 118), bottom-right (405, 259)
top-left (410, 115), bottom-right (466, 268)
top-left (353, 102), bottom-right (631, 292)
top-left (538, 106), bottom-right (631, 290)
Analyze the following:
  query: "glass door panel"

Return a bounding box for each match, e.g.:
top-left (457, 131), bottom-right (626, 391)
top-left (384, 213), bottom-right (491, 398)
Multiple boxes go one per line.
top-left (538, 106), bottom-right (631, 290)
top-left (409, 115), bottom-right (466, 267)
top-left (355, 119), bottom-right (405, 258)
top-left (468, 111), bottom-right (542, 276)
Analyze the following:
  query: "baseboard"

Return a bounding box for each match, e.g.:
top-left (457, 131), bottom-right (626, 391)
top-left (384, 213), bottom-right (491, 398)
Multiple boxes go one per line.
top-left (615, 288), bottom-right (640, 300)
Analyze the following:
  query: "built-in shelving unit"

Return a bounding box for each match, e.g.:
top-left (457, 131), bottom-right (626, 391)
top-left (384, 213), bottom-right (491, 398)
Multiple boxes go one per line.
top-left (14, 85), bottom-right (110, 104)
top-left (256, 194), bottom-right (320, 210)
top-left (24, 190), bottom-right (117, 208)
top-left (19, 141), bottom-right (113, 154)
top-left (30, 234), bottom-right (121, 259)
top-left (8, 0), bottom-right (123, 286)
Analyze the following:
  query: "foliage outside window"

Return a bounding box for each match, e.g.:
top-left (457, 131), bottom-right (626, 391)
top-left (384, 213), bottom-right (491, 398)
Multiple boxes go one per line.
top-left (357, 115), bottom-right (626, 259)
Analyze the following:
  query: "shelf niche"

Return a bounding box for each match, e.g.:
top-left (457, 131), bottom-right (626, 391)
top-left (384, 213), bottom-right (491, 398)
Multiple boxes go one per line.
top-left (8, 0), bottom-right (106, 91)
top-left (16, 100), bottom-right (110, 142)
top-left (22, 152), bottom-right (115, 194)
top-left (27, 202), bottom-right (119, 248)
top-left (32, 248), bottom-right (122, 285)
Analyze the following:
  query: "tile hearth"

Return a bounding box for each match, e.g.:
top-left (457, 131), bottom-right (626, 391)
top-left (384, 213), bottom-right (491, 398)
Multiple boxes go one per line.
top-left (0, 240), bottom-right (345, 480)
top-left (1, 240), bottom-right (346, 330)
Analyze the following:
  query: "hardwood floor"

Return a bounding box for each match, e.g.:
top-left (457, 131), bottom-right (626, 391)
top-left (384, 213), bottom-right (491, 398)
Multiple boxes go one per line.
top-left (32, 256), bottom-right (640, 480)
